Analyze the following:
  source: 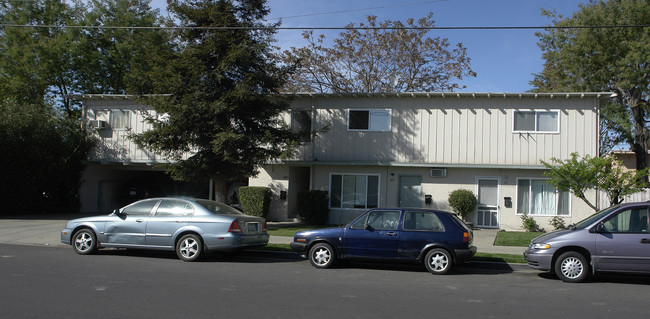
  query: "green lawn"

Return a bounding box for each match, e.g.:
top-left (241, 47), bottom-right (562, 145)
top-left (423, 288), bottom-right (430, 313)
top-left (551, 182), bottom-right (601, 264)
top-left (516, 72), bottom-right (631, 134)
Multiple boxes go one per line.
top-left (266, 225), bottom-right (331, 237)
top-left (493, 231), bottom-right (544, 247)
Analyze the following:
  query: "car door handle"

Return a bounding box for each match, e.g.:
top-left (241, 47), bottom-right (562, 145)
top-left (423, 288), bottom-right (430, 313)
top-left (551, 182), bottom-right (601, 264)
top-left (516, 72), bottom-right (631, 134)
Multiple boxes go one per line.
top-left (641, 238), bottom-right (650, 244)
top-left (387, 232), bottom-right (398, 237)
top-left (136, 219), bottom-right (144, 223)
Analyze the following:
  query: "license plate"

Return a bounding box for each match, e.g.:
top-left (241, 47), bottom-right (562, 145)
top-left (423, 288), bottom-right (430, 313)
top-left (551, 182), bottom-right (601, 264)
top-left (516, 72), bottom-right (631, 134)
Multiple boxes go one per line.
top-left (247, 223), bottom-right (258, 232)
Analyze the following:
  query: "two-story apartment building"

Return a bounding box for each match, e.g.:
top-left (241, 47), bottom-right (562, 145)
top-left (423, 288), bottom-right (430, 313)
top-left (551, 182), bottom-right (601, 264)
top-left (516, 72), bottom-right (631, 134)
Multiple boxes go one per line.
top-left (75, 95), bottom-right (213, 214)
top-left (75, 92), bottom-right (612, 231)
top-left (249, 92), bottom-right (612, 230)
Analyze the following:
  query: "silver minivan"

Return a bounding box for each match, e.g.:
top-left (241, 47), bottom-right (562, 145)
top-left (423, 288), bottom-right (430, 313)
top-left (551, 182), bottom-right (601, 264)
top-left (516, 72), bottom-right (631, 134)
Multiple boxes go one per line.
top-left (524, 202), bottom-right (650, 282)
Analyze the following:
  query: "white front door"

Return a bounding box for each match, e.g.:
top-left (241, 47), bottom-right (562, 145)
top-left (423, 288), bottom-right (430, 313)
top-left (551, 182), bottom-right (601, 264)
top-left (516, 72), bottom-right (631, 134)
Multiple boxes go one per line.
top-left (476, 178), bottom-right (499, 228)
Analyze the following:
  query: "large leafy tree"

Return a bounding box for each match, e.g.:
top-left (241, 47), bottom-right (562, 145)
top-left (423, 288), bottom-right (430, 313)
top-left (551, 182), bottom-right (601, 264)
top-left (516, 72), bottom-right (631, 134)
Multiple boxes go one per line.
top-left (74, 0), bottom-right (173, 95)
top-left (0, 0), bottom-right (82, 115)
top-left (280, 13), bottom-right (476, 93)
top-left (0, 0), bottom-right (164, 214)
top-left (532, 0), bottom-right (650, 172)
top-left (133, 0), bottom-right (300, 182)
top-left (0, 99), bottom-right (96, 215)
top-left (542, 153), bottom-right (648, 210)
top-left (0, 0), bottom-right (170, 114)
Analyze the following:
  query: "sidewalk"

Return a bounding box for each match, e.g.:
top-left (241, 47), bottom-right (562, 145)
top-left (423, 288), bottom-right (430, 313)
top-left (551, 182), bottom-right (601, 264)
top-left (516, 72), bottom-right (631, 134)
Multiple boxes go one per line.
top-left (0, 216), bottom-right (526, 256)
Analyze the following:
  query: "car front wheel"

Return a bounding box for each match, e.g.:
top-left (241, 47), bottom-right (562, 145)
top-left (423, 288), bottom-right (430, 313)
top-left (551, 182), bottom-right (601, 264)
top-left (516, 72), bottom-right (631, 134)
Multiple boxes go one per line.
top-left (72, 229), bottom-right (97, 255)
top-left (424, 248), bottom-right (452, 274)
top-left (176, 234), bottom-right (203, 262)
top-left (309, 243), bottom-right (336, 269)
top-left (554, 251), bottom-right (589, 283)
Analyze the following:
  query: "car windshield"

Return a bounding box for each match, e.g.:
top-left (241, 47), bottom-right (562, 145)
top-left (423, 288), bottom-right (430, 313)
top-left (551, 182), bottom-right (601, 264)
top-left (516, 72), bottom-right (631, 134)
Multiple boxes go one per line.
top-left (572, 205), bottom-right (619, 229)
top-left (194, 199), bottom-right (244, 215)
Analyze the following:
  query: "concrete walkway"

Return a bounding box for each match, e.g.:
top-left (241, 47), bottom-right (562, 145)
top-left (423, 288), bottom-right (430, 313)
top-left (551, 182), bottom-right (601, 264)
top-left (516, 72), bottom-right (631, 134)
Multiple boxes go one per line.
top-left (0, 216), bottom-right (526, 256)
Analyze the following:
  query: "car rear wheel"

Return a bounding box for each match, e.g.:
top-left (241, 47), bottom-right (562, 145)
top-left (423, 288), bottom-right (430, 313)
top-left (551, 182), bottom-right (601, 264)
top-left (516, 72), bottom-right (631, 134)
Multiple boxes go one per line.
top-left (424, 248), bottom-right (452, 275)
top-left (309, 243), bottom-right (336, 269)
top-left (555, 251), bottom-right (589, 283)
top-left (176, 234), bottom-right (203, 262)
top-left (72, 229), bottom-right (97, 255)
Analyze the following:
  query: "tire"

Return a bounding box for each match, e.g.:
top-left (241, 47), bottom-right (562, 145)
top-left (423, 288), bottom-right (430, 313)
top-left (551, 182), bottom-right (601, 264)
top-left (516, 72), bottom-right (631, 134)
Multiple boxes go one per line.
top-left (309, 243), bottom-right (336, 269)
top-left (72, 229), bottom-right (98, 255)
top-left (176, 234), bottom-right (203, 262)
top-left (554, 251), bottom-right (589, 283)
top-left (424, 248), bottom-right (452, 275)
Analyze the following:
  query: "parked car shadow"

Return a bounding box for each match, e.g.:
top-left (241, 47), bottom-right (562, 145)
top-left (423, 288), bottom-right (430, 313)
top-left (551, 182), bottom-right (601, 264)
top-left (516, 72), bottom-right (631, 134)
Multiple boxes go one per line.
top-left (93, 247), bottom-right (303, 264)
top-left (538, 272), bottom-right (650, 285)
top-left (315, 260), bottom-right (516, 275)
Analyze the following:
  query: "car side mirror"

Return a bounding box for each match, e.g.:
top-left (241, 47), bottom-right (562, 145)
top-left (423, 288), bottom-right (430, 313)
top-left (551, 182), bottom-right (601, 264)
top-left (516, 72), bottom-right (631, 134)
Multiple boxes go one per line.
top-left (592, 222), bottom-right (605, 233)
top-left (364, 224), bottom-right (375, 232)
top-left (113, 209), bottom-right (125, 217)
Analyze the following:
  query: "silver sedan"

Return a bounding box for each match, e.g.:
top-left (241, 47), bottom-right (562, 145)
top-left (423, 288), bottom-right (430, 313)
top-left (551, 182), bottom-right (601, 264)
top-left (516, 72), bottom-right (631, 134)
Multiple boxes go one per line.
top-left (61, 197), bottom-right (269, 261)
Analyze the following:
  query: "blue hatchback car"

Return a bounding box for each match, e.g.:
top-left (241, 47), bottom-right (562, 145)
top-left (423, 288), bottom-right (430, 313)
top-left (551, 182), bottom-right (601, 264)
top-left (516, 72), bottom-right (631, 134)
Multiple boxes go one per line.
top-left (290, 208), bottom-right (476, 274)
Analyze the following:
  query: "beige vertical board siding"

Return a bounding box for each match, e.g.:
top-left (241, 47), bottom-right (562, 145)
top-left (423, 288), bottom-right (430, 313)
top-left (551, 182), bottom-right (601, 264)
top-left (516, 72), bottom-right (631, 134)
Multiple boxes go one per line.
top-left (295, 94), bottom-right (599, 165)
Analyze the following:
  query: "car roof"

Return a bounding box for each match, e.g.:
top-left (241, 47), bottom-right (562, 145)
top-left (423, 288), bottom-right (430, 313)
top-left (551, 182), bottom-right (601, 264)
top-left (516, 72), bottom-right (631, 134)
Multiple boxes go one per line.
top-left (369, 207), bottom-right (454, 214)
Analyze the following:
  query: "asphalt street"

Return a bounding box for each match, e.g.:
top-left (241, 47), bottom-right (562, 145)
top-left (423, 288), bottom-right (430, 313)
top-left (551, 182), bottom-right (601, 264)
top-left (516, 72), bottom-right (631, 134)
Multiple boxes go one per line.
top-left (1, 244), bottom-right (649, 319)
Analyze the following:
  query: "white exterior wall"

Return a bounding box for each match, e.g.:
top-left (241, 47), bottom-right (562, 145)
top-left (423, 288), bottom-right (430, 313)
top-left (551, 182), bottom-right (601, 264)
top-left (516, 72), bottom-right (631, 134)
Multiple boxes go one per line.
top-left (298, 165), bottom-right (597, 229)
top-left (74, 93), bottom-right (606, 228)
top-left (82, 96), bottom-right (180, 163)
top-left (251, 93), bottom-right (608, 229)
top-left (249, 165), bottom-right (289, 221)
top-left (290, 94), bottom-right (599, 165)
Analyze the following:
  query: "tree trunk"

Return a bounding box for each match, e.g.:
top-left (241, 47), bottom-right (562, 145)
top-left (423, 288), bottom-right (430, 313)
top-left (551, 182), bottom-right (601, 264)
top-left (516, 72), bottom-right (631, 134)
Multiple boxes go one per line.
top-left (629, 94), bottom-right (649, 183)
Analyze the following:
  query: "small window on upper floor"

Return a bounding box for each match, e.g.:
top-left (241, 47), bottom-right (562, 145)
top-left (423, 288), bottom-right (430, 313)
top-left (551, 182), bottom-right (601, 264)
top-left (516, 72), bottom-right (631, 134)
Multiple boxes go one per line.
top-left (513, 110), bottom-right (558, 133)
top-left (348, 109), bottom-right (391, 131)
top-left (110, 109), bottom-right (131, 129)
top-left (292, 110), bottom-right (312, 142)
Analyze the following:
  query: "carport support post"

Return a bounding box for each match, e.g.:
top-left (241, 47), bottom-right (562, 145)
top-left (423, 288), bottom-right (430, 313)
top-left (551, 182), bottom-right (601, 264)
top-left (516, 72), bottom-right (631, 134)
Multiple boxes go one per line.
top-left (209, 179), bottom-right (214, 201)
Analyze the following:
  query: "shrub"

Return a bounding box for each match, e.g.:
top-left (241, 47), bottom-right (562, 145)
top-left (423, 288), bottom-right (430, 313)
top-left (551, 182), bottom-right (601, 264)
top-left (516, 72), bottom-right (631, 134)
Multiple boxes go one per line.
top-left (239, 186), bottom-right (272, 218)
top-left (549, 216), bottom-right (566, 230)
top-left (296, 190), bottom-right (329, 225)
top-left (521, 213), bottom-right (543, 232)
top-left (448, 189), bottom-right (477, 221)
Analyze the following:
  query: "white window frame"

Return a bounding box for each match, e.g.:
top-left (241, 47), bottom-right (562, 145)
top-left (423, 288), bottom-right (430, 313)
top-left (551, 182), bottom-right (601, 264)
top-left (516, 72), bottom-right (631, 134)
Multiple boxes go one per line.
top-left (516, 177), bottom-right (571, 216)
top-left (347, 109), bottom-right (391, 132)
top-left (329, 173), bottom-right (381, 209)
top-left (512, 110), bottom-right (559, 133)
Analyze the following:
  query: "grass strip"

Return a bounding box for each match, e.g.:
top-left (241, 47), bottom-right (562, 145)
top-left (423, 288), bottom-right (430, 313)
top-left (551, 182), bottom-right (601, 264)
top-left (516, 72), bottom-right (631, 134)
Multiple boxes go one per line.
top-left (493, 231), bottom-right (544, 247)
top-left (266, 225), bottom-right (331, 237)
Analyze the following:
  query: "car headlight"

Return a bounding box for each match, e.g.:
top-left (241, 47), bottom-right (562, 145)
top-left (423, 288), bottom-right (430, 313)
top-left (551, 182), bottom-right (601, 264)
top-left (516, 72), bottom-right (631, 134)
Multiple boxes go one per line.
top-left (531, 243), bottom-right (551, 250)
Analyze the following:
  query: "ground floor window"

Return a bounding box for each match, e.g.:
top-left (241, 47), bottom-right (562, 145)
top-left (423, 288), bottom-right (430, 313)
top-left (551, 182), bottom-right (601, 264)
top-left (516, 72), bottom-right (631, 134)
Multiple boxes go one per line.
top-left (517, 178), bottom-right (569, 216)
top-left (330, 174), bottom-right (379, 209)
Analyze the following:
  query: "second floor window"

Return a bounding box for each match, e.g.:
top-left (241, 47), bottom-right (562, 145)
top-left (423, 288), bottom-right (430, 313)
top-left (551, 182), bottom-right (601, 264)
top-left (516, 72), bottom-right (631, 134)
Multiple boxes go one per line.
top-left (513, 110), bottom-right (558, 133)
top-left (348, 109), bottom-right (391, 131)
top-left (110, 110), bottom-right (131, 129)
top-left (291, 110), bottom-right (311, 142)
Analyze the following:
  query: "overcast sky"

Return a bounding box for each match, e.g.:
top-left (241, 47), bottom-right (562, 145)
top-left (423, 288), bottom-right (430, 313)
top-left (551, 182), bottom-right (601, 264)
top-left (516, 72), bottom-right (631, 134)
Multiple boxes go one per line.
top-left (151, 0), bottom-right (588, 93)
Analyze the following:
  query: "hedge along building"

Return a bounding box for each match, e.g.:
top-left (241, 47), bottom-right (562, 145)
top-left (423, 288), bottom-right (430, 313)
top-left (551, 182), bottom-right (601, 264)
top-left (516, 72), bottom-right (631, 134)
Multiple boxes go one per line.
top-left (248, 92), bottom-right (614, 230)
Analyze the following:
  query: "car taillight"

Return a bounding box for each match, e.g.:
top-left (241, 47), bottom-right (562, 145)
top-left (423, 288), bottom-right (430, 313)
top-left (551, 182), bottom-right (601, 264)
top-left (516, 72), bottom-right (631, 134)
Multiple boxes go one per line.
top-left (463, 232), bottom-right (469, 243)
top-left (228, 220), bottom-right (242, 233)
top-left (262, 221), bottom-right (268, 232)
